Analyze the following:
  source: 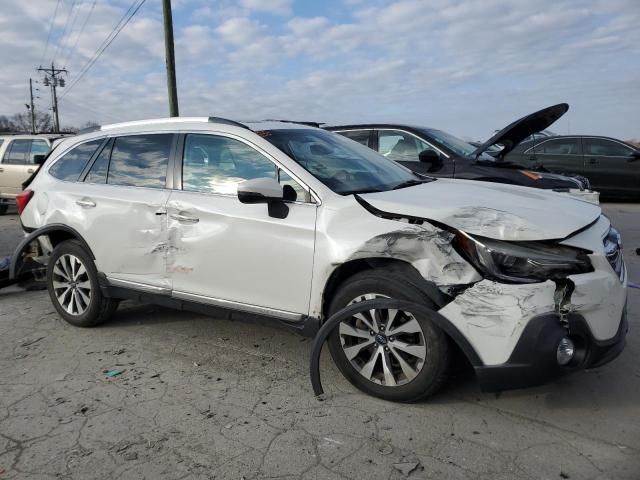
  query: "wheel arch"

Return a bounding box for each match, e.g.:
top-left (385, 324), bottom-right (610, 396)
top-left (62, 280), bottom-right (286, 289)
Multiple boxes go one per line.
top-left (321, 257), bottom-right (450, 321)
top-left (320, 257), bottom-right (483, 368)
top-left (10, 224), bottom-right (95, 279)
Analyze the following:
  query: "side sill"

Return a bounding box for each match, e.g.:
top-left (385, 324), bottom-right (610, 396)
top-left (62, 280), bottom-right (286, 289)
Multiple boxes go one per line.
top-left (99, 274), bottom-right (320, 338)
top-left (172, 290), bottom-right (303, 323)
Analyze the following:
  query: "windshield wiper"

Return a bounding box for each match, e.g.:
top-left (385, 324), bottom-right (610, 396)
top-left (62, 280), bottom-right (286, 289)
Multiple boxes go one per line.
top-left (391, 179), bottom-right (427, 190)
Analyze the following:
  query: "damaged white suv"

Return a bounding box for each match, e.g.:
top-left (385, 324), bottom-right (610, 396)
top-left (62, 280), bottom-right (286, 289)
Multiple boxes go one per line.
top-left (14, 118), bottom-right (627, 401)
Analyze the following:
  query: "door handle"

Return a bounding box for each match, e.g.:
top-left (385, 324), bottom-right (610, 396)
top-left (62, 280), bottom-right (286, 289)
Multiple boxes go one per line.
top-left (27, 168), bottom-right (35, 173)
top-left (170, 213), bottom-right (199, 224)
top-left (588, 158), bottom-right (598, 164)
top-left (76, 198), bottom-right (96, 208)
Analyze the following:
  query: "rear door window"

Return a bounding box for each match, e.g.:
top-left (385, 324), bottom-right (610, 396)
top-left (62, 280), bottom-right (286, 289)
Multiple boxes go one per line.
top-left (29, 140), bottom-right (50, 163)
top-left (107, 134), bottom-right (172, 188)
top-left (84, 141), bottom-right (112, 184)
top-left (338, 130), bottom-right (371, 147)
top-left (585, 138), bottom-right (633, 157)
top-left (2, 139), bottom-right (32, 165)
top-left (49, 139), bottom-right (103, 181)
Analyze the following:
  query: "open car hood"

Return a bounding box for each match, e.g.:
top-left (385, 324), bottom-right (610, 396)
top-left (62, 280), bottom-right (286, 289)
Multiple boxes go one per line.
top-left (358, 179), bottom-right (600, 241)
top-left (471, 103), bottom-right (569, 160)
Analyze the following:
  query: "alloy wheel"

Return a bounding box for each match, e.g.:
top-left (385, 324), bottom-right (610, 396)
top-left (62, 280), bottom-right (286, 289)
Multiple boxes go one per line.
top-left (52, 254), bottom-right (92, 316)
top-left (340, 293), bottom-right (427, 387)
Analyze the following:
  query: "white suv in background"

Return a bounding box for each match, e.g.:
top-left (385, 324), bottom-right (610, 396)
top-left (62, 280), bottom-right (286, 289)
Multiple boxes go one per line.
top-left (0, 135), bottom-right (53, 214)
top-left (14, 117), bottom-right (627, 401)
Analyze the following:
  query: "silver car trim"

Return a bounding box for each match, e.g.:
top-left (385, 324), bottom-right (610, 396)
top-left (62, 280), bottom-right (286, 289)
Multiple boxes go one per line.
top-left (106, 277), bottom-right (172, 295)
top-left (172, 291), bottom-right (304, 322)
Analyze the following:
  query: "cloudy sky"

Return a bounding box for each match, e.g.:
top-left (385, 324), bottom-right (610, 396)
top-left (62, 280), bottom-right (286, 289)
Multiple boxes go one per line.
top-left (1, 0), bottom-right (638, 140)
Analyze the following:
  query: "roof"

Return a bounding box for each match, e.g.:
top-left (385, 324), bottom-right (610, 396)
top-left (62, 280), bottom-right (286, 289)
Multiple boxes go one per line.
top-left (325, 123), bottom-right (434, 131)
top-left (90, 117), bottom-right (318, 134)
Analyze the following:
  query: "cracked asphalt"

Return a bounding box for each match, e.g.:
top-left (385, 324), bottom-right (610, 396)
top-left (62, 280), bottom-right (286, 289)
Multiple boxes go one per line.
top-left (0, 203), bottom-right (639, 479)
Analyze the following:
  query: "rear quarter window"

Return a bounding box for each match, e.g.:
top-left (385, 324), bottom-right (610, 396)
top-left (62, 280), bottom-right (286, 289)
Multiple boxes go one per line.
top-left (49, 139), bottom-right (103, 181)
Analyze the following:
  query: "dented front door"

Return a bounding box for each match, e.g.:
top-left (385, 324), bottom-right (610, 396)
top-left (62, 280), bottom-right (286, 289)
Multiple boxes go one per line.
top-left (165, 132), bottom-right (317, 317)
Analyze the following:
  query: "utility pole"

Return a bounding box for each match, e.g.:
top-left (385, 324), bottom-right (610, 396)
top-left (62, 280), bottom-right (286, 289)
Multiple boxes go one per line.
top-left (38, 62), bottom-right (67, 132)
top-left (162, 0), bottom-right (179, 117)
top-left (28, 78), bottom-right (36, 134)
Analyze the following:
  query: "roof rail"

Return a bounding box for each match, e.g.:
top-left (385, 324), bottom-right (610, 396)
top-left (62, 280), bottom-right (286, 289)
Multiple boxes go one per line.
top-left (263, 119), bottom-right (324, 128)
top-left (208, 117), bottom-right (252, 130)
top-left (78, 125), bottom-right (101, 134)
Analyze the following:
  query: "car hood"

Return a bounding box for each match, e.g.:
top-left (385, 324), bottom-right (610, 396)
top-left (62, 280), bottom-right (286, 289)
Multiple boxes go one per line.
top-left (471, 103), bottom-right (569, 160)
top-left (358, 179), bottom-right (600, 241)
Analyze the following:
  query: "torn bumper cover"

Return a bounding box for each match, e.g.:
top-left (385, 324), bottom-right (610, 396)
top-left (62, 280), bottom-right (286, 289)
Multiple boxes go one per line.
top-left (475, 307), bottom-right (628, 392)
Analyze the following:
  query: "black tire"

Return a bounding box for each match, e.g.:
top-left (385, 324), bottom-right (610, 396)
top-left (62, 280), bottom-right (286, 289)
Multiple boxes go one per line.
top-left (327, 268), bottom-right (451, 402)
top-left (0, 204), bottom-right (8, 215)
top-left (47, 240), bottom-right (119, 327)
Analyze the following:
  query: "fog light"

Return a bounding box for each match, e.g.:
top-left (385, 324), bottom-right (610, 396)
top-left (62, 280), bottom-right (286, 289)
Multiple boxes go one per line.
top-left (556, 337), bottom-right (575, 366)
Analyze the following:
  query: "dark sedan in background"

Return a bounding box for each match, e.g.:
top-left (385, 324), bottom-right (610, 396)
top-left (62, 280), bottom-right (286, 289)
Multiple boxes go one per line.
top-left (327, 104), bottom-right (596, 199)
top-left (505, 135), bottom-right (640, 198)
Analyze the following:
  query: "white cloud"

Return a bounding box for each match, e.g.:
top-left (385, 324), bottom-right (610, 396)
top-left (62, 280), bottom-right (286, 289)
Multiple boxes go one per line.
top-left (1, 0), bottom-right (638, 140)
top-left (239, 0), bottom-right (293, 15)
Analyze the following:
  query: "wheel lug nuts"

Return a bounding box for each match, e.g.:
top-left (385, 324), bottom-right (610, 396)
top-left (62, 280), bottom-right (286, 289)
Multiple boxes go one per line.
top-left (389, 336), bottom-right (394, 342)
top-left (384, 347), bottom-right (390, 352)
top-left (370, 330), bottom-right (375, 336)
top-left (380, 325), bottom-right (385, 331)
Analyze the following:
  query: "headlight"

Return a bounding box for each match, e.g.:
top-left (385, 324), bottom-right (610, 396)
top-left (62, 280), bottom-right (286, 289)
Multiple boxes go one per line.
top-left (453, 232), bottom-right (593, 283)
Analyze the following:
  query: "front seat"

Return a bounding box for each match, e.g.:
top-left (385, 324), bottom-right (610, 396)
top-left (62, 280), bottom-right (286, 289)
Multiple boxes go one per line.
top-left (390, 138), bottom-right (417, 159)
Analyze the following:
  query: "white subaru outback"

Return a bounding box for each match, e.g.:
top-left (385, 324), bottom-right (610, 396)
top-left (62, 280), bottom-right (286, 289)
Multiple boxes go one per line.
top-left (14, 117), bottom-right (627, 401)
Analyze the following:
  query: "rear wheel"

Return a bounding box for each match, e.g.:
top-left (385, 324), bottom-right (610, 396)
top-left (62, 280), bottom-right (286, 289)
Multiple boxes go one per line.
top-left (47, 240), bottom-right (119, 327)
top-left (328, 268), bottom-right (450, 402)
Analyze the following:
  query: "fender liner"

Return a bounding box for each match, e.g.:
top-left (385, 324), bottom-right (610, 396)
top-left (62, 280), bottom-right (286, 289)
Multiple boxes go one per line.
top-left (9, 224), bottom-right (95, 280)
top-left (309, 298), bottom-right (482, 397)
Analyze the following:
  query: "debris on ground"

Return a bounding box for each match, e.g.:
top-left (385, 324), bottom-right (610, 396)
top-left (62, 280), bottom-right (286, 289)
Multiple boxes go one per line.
top-left (105, 369), bottom-right (124, 378)
top-left (392, 462), bottom-right (420, 476)
top-left (123, 451), bottom-right (138, 461)
top-left (20, 336), bottom-right (45, 347)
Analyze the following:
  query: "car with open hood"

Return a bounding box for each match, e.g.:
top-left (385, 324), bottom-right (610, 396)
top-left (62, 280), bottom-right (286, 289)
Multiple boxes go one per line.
top-left (326, 104), bottom-right (598, 203)
top-left (13, 117), bottom-right (626, 401)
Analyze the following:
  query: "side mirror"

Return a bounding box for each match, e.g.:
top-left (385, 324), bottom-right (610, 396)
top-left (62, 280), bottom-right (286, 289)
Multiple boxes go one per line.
top-left (33, 154), bottom-right (46, 165)
top-left (418, 149), bottom-right (442, 170)
top-left (630, 150), bottom-right (640, 162)
top-left (237, 177), bottom-right (284, 204)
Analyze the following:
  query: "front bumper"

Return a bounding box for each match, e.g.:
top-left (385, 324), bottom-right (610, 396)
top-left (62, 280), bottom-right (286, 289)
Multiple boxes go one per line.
top-left (475, 306), bottom-right (628, 392)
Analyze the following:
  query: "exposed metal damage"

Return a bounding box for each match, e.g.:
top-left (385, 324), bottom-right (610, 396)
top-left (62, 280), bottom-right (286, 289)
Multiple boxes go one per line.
top-left (348, 225), bottom-right (481, 287)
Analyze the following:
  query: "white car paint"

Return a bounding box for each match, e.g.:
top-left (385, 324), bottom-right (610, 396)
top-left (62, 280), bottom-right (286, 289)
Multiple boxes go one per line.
top-left (19, 118), bottom-right (627, 369)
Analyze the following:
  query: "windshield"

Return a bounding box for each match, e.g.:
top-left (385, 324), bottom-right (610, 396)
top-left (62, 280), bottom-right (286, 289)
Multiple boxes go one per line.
top-left (419, 128), bottom-right (494, 160)
top-left (259, 129), bottom-right (426, 194)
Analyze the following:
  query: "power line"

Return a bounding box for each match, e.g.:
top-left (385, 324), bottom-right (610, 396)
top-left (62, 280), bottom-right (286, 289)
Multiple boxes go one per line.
top-left (61, 0), bottom-right (146, 99)
top-left (53, 0), bottom-right (78, 64)
top-left (60, 0), bottom-right (98, 68)
top-left (39, 0), bottom-right (62, 67)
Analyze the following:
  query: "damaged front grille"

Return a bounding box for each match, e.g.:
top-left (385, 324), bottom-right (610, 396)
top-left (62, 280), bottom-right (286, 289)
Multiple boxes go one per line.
top-left (604, 226), bottom-right (624, 282)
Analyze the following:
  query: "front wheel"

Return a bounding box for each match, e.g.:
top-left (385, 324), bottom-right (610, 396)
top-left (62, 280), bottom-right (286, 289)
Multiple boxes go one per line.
top-left (47, 240), bottom-right (119, 327)
top-left (328, 269), bottom-right (451, 402)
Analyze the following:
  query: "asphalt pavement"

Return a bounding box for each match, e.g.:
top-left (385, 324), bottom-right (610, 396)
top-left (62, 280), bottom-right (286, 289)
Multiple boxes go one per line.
top-left (0, 203), bottom-right (638, 479)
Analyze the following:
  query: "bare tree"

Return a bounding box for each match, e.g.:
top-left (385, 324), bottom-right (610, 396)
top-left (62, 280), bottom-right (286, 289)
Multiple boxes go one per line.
top-left (0, 112), bottom-right (53, 133)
